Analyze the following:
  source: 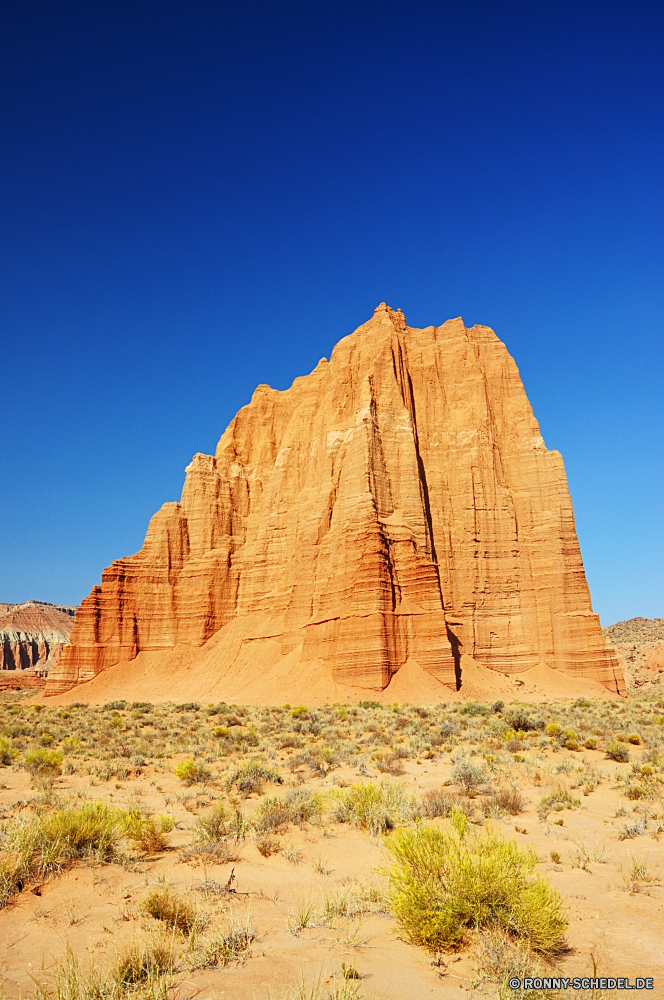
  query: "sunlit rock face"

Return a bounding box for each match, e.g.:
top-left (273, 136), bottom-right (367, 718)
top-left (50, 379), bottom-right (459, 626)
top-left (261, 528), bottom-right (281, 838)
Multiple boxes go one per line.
top-left (46, 305), bottom-right (624, 697)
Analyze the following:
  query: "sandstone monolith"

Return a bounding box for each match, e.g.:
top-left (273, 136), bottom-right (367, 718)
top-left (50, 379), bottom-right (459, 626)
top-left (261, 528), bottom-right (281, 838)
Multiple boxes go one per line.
top-left (46, 305), bottom-right (624, 698)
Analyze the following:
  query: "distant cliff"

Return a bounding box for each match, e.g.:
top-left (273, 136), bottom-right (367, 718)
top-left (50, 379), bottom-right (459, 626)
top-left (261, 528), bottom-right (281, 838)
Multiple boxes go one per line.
top-left (0, 601), bottom-right (76, 689)
top-left (603, 618), bottom-right (664, 689)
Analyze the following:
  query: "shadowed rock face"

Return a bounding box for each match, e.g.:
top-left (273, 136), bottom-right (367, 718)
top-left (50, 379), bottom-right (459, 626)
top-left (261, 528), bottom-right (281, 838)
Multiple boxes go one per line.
top-left (46, 305), bottom-right (624, 697)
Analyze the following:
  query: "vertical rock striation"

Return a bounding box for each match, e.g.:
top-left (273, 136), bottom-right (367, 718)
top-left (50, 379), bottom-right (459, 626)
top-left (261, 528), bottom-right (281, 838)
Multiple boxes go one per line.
top-left (47, 305), bottom-right (624, 697)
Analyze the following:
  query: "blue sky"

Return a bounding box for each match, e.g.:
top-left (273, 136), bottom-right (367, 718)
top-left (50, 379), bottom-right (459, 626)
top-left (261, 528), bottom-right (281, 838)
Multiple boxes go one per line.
top-left (1, 0), bottom-right (662, 626)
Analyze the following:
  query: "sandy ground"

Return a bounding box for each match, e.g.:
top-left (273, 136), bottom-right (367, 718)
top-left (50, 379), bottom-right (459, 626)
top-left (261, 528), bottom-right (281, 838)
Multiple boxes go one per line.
top-left (0, 740), bottom-right (662, 999)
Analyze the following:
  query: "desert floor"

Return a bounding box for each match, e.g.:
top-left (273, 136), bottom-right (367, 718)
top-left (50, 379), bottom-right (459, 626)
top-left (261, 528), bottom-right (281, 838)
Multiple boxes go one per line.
top-left (0, 692), bottom-right (662, 1000)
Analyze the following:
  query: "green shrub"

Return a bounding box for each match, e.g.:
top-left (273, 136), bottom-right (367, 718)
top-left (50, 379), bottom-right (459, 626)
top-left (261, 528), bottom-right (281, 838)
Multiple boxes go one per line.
top-left (332, 781), bottom-right (418, 836)
top-left (283, 787), bottom-right (323, 824)
top-left (174, 758), bottom-right (212, 785)
top-left (451, 759), bottom-right (487, 794)
top-left (459, 702), bottom-right (491, 716)
top-left (384, 811), bottom-right (567, 954)
top-left (193, 801), bottom-right (231, 842)
top-left (23, 748), bottom-right (63, 779)
top-left (605, 741), bottom-right (630, 763)
top-left (194, 802), bottom-right (248, 844)
top-left (60, 736), bottom-right (81, 754)
top-left (537, 786), bottom-right (581, 820)
top-left (226, 760), bottom-right (281, 794)
top-left (627, 733), bottom-right (642, 745)
top-left (234, 725), bottom-right (260, 747)
top-left (583, 738), bottom-right (597, 750)
top-left (254, 796), bottom-right (292, 833)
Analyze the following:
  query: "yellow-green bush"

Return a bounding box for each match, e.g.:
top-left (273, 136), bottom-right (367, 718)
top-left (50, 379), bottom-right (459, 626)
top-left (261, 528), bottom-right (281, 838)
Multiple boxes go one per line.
top-left (384, 811), bottom-right (567, 954)
top-left (174, 758), bottom-right (212, 785)
top-left (0, 736), bottom-right (17, 765)
top-left (332, 781), bottom-right (418, 835)
top-left (537, 785), bottom-right (581, 819)
top-left (23, 748), bottom-right (63, 779)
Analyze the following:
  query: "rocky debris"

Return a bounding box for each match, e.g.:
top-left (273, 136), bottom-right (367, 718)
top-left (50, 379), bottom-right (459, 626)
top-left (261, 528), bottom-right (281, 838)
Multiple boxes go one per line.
top-left (47, 304), bottom-right (623, 699)
top-left (603, 618), bottom-right (664, 689)
top-left (0, 601), bottom-right (76, 686)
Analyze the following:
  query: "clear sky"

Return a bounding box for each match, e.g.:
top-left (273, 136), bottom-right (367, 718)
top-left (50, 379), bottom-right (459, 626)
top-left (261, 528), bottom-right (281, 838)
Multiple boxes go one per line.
top-left (1, 1), bottom-right (662, 627)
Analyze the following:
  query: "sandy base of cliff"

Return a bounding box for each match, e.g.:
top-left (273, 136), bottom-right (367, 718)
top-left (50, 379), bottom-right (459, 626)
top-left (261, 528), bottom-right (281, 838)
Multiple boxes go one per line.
top-left (44, 640), bottom-right (621, 707)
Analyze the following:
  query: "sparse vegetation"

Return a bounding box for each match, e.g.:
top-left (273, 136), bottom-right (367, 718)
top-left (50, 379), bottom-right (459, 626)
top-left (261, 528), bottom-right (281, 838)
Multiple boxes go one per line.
top-left (0, 688), bottom-right (660, 996)
top-left (195, 913), bottom-right (256, 966)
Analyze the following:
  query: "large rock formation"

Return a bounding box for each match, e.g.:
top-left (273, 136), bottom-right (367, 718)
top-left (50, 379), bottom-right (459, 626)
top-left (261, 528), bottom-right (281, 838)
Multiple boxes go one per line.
top-left (1, 600), bottom-right (75, 688)
top-left (46, 305), bottom-right (624, 699)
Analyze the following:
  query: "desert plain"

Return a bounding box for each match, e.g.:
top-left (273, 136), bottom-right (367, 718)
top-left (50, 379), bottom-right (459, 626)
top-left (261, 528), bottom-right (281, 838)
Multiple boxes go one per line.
top-left (0, 688), bottom-right (663, 1000)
